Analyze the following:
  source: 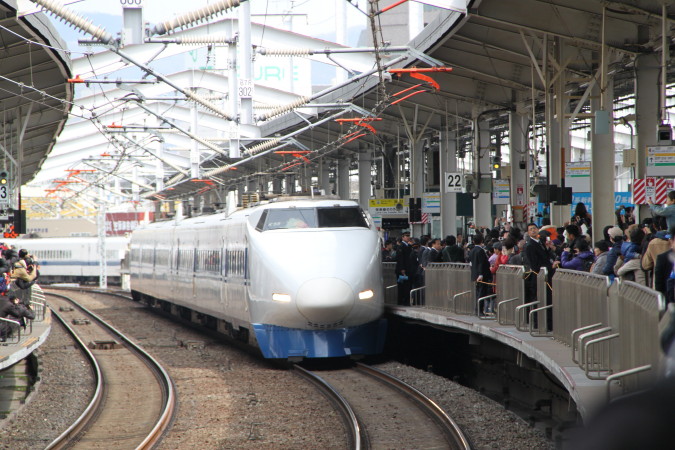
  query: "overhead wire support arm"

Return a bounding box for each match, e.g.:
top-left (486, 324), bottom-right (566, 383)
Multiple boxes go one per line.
top-left (256, 46), bottom-right (409, 56)
top-left (257, 54), bottom-right (407, 122)
top-left (131, 99), bottom-right (230, 157)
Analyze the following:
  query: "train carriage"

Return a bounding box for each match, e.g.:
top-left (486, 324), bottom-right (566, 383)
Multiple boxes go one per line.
top-left (3, 237), bottom-right (128, 285)
top-left (130, 197), bottom-right (387, 360)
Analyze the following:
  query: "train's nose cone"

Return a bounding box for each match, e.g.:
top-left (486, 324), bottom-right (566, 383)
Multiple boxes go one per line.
top-left (296, 278), bottom-right (355, 324)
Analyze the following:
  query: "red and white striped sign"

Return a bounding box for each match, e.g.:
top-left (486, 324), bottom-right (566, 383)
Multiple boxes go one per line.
top-left (633, 178), bottom-right (668, 204)
top-left (410, 213), bottom-right (429, 225)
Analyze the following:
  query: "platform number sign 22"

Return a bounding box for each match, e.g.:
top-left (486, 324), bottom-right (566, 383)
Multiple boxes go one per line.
top-left (445, 172), bottom-right (463, 193)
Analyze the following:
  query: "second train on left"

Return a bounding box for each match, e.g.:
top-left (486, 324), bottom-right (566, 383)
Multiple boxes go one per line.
top-left (129, 196), bottom-right (387, 360)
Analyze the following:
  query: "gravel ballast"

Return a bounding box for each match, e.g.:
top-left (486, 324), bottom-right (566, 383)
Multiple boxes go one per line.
top-left (1, 291), bottom-right (553, 449)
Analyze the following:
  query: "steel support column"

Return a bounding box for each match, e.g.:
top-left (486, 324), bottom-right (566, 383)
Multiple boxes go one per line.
top-left (474, 119), bottom-right (492, 229)
top-left (635, 54), bottom-right (660, 221)
top-left (358, 149), bottom-right (371, 210)
top-left (338, 157), bottom-right (350, 200)
top-left (510, 111), bottom-right (530, 228)
top-left (412, 139), bottom-right (426, 236)
top-left (440, 124), bottom-right (457, 237)
top-left (591, 80), bottom-right (616, 240)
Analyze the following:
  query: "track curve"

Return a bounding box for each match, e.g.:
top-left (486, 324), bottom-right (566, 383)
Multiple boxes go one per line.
top-left (45, 291), bottom-right (176, 449)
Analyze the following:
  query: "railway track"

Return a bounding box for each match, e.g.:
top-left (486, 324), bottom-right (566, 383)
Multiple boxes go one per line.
top-left (44, 291), bottom-right (176, 449)
top-left (295, 362), bottom-right (472, 450)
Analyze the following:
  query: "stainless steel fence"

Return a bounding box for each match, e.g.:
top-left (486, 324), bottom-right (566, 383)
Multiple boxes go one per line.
top-left (425, 263), bottom-right (474, 312)
top-left (528, 268), bottom-right (552, 336)
top-left (380, 260), bottom-right (671, 397)
top-left (552, 269), bottom-right (611, 347)
top-left (600, 281), bottom-right (665, 396)
top-left (494, 265), bottom-right (526, 326)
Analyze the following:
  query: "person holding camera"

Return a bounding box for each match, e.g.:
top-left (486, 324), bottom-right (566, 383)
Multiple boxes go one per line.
top-left (11, 249), bottom-right (39, 303)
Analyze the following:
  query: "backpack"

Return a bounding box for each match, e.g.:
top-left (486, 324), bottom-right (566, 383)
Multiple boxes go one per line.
top-left (582, 256), bottom-right (594, 272)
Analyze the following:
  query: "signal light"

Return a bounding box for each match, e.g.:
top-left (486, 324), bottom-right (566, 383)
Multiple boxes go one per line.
top-left (492, 156), bottom-right (501, 170)
top-left (0, 172), bottom-right (7, 185)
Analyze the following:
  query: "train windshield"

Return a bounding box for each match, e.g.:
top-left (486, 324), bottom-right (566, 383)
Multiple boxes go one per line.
top-left (259, 207), bottom-right (369, 231)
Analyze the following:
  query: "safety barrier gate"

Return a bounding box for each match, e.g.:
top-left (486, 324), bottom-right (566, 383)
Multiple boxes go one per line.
top-left (552, 269), bottom-right (611, 347)
top-left (494, 265), bottom-right (526, 325)
top-left (425, 263), bottom-right (474, 313)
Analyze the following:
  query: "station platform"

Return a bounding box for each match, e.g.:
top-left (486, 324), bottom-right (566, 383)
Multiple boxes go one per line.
top-left (386, 305), bottom-right (605, 420)
top-left (0, 308), bottom-right (52, 371)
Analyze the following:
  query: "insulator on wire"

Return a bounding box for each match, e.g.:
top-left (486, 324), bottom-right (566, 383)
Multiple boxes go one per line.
top-left (33, 0), bottom-right (114, 44)
top-left (257, 47), bottom-right (312, 56)
top-left (245, 138), bottom-right (282, 157)
top-left (175, 35), bottom-right (234, 45)
top-left (258, 96), bottom-right (311, 122)
top-left (152, 0), bottom-right (242, 36)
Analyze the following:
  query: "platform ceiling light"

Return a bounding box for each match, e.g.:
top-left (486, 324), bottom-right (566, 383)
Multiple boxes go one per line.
top-left (272, 293), bottom-right (291, 303)
top-left (358, 289), bottom-right (374, 300)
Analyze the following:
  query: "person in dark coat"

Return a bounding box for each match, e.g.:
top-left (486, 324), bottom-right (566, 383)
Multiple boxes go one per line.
top-left (469, 234), bottom-right (493, 314)
top-left (395, 232), bottom-right (415, 306)
top-left (441, 235), bottom-right (464, 262)
top-left (0, 295), bottom-right (24, 341)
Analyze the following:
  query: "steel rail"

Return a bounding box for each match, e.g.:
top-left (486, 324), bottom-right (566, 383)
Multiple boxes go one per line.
top-left (356, 362), bottom-right (472, 450)
top-left (44, 308), bottom-right (104, 450)
top-left (293, 364), bottom-right (364, 450)
top-left (44, 291), bottom-right (176, 449)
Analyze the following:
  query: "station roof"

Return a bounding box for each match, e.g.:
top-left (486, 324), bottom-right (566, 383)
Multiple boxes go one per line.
top-left (0, 0), bottom-right (72, 184)
top-left (28, 0), bottom-right (675, 202)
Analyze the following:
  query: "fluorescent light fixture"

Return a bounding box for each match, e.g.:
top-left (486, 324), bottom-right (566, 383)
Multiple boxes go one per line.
top-left (272, 293), bottom-right (291, 303)
top-left (358, 289), bottom-right (374, 300)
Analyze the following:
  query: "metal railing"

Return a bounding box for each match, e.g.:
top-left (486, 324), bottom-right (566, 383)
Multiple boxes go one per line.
top-left (528, 268), bottom-right (552, 336)
top-left (425, 263), bottom-right (474, 312)
top-left (552, 269), bottom-right (611, 347)
top-left (494, 265), bottom-right (526, 326)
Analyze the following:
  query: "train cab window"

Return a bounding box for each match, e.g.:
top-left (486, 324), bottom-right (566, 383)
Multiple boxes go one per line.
top-left (263, 208), bottom-right (317, 230)
top-left (317, 207), bottom-right (369, 228)
top-left (261, 207), bottom-right (369, 230)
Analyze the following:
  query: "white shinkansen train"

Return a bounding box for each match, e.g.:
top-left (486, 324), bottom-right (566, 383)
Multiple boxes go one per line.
top-left (129, 197), bottom-right (386, 360)
top-left (2, 237), bottom-right (129, 285)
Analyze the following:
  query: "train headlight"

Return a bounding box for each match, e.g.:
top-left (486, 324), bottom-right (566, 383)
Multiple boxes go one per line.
top-left (272, 293), bottom-right (292, 303)
top-left (358, 289), bottom-right (374, 300)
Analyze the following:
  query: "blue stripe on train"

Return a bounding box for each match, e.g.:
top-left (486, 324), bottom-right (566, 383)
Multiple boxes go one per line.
top-left (38, 261), bottom-right (121, 266)
top-left (252, 319), bottom-right (387, 359)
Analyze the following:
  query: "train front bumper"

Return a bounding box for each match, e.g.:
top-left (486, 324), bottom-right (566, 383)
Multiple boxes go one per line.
top-left (252, 319), bottom-right (387, 359)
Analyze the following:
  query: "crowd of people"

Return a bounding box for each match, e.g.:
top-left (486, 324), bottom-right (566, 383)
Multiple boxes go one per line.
top-left (0, 246), bottom-right (39, 342)
top-left (387, 193), bottom-right (675, 312)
